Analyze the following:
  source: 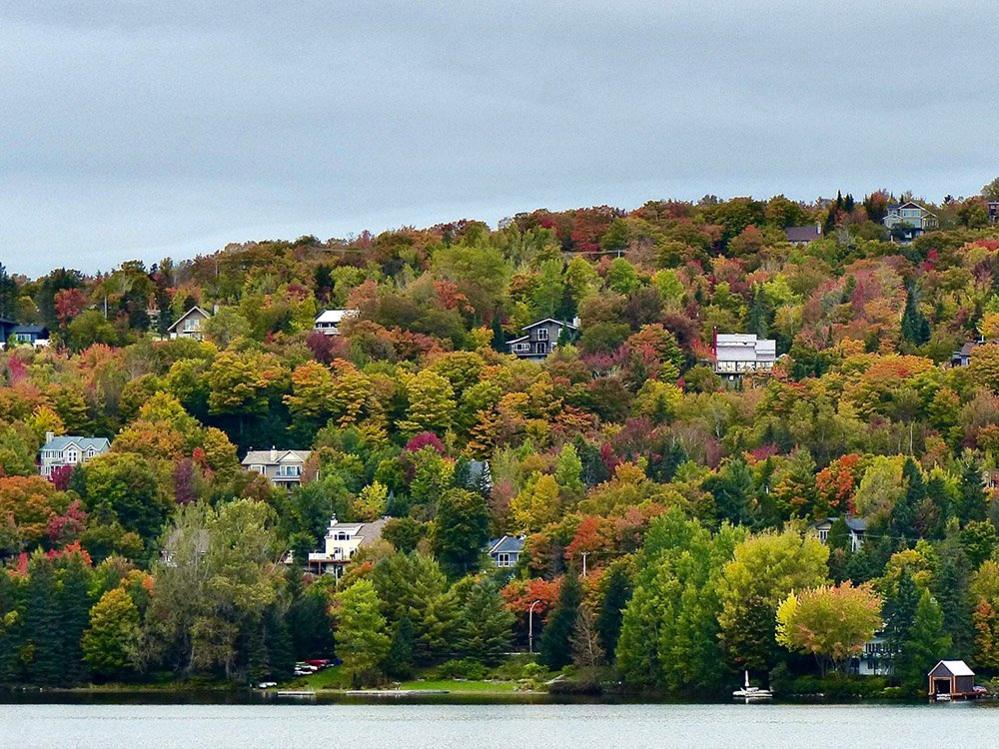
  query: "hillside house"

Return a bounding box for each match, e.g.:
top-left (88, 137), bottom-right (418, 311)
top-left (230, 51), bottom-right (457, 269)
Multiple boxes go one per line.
top-left (784, 224), bottom-right (822, 245)
top-left (39, 432), bottom-right (111, 477)
top-left (883, 201), bottom-right (938, 241)
top-left (812, 517), bottom-right (867, 552)
top-left (485, 535), bottom-right (525, 568)
top-left (507, 318), bottom-right (579, 361)
top-left (0, 319), bottom-right (50, 350)
top-left (167, 306), bottom-right (211, 341)
top-left (298, 515), bottom-right (388, 577)
top-left (713, 333), bottom-right (777, 376)
top-left (928, 660), bottom-right (975, 698)
top-left (988, 201), bottom-right (999, 224)
top-left (242, 448), bottom-right (311, 488)
top-left (314, 309), bottom-right (357, 336)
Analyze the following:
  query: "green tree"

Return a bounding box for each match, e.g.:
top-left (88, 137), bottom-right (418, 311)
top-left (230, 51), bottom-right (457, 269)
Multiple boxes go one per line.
top-left (596, 562), bottom-right (632, 660)
top-left (454, 577), bottom-right (514, 664)
top-left (398, 370), bottom-right (457, 437)
top-left (82, 587), bottom-right (140, 680)
top-left (432, 488), bottom-right (490, 578)
top-left (897, 590), bottom-right (951, 694)
top-left (22, 552), bottom-right (62, 685)
top-left (539, 568), bottom-right (582, 670)
top-left (333, 579), bottom-right (391, 686)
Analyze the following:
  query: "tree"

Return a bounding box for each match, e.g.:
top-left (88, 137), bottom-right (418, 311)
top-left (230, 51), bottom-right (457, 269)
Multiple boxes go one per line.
top-left (596, 562), bottom-right (631, 660)
top-left (432, 488), bottom-right (489, 578)
top-left (82, 452), bottom-right (170, 551)
top-left (539, 568), bottom-right (582, 670)
top-left (897, 590), bottom-right (951, 694)
top-left (82, 587), bottom-right (140, 680)
top-left (22, 552), bottom-right (62, 685)
top-left (717, 530), bottom-right (829, 672)
top-left (571, 602), bottom-right (606, 670)
top-left (982, 177), bottom-right (999, 201)
top-left (454, 577), bottom-right (514, 664)
top-left (66, 310), bottom-right (117, 351)
top-left (333, 579), bottom-right (391, 686)
top-left (398, 370), bottom-right (456, 437)
top-left (900, 284), bottom-right (930, 346)
top-left (776, 583), bottom-right (882, 675)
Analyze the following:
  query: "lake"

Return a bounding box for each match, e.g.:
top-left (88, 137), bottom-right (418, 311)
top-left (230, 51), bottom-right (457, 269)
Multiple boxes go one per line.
top-left (1, 701), bottom-right (996, 749)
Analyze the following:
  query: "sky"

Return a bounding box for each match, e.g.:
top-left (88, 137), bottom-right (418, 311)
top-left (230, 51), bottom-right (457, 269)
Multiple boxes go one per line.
top-left (2, 1), bottom-right (997, 277)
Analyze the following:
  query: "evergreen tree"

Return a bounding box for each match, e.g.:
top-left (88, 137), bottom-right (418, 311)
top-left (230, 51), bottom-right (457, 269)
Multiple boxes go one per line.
top-left (882, 570), bottom-right (920, 669)
top-left (957, 458), bottom-right (987, 525)
top-left (23, 553), bottom-right (63, 685)
top-left (455, 579), bottom-right (514, 664)
top-left (431, 488), bottom-right (490, 578)
top-left (704, 458), bottom-right (755, 526)
top-left (384, 616), bottom-right (415, 679)
top-left (933, 538), bottom-right (973, 658)
top-left (56, 550), bottom-right (95, 685)
top-left (287, 573), bottom-right (334, 660)
top-left (900, 284), bottom-right (931, 346)
top-left (596, 563), bottom-right (632, 660)
top-left (897, 590), bottom-right (951, 694)
top-left (891, 459), bottom-right (924, 544)
top-left (539, 568), bottom-right (582, 670)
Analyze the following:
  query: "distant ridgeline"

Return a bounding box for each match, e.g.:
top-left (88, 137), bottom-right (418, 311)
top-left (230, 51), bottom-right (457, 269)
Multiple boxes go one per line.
top-left (2, 185), bottom-right (999, 695)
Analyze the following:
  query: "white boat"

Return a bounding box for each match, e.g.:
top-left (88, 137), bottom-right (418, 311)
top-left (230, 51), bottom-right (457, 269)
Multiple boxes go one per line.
top-left (733, 670), bottom-right (773, 700)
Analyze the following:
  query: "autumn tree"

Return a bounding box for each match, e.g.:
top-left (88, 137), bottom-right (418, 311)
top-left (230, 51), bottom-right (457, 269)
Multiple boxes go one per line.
top-left (333, 579), bottom-right (391, 687)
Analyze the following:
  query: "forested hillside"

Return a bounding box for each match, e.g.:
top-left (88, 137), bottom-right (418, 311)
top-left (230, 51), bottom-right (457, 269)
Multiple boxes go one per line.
top-left (3, 184), bottom-right (999, 694)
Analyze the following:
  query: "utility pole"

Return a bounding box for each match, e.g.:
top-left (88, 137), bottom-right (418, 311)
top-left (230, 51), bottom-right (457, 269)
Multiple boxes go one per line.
top-left (581, 551), bottom-right (589, 578)
top-left (528, 600), bottom-right (542, 654)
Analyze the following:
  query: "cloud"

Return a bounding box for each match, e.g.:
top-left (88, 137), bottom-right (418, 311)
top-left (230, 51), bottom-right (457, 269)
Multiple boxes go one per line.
top-left (1, 1), bottom-right (996, 275)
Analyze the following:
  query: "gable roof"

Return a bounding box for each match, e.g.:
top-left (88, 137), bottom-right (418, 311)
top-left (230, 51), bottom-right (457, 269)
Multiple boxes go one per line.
top-left (487, 535), bottom-right (526, 555)
top-left (12, 324), bottom-right (49, 336)
top-left (784, 225), bottom-right (821, 243)
top-left (930, 660), bottom-right (974, 677)
top-left (241, 449), bottom-right (311, 466)
top-left (42, 435), bottom-right (111, 453)
top-left (813, 516), bottom-right (867, 533)
top-left (167, 305), bottom-right (211, 332)
top-left (315, 309), bottom-right (357, 325)
top-left (521, 318), bottom-right (578, 332)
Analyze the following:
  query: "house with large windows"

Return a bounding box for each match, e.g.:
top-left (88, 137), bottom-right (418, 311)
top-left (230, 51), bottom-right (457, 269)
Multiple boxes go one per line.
top-left (883, 201), bottom-right (938, 241)
top-left (314, 309), bottom-right (357, 336)
top-left (811, 516), bottom-right (867, 552)
top-left (296, 515), bottom-right (388, 577)
top-left (713, 333), bottom-right (777, 377)
top-left (39, 432), bottom-right (111, 477)
top-left (0, 318), bottom-right (50, 350)
top-left (167, 305), bottom-right (211, 341)
top-left (507, 318), bottom-right (578, 361)
top-left (485, 535), bottom-right (525, 568)
top-left (241, 448), bottom-right (311, 488)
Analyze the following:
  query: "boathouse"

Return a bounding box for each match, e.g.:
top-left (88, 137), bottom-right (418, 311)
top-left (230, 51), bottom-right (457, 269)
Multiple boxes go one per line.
top-left (927, 660), bottom-right (975, 697)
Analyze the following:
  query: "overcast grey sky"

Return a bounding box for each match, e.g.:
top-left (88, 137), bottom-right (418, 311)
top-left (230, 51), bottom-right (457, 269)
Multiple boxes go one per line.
top-left (2, 1), bottom-right (997, 276)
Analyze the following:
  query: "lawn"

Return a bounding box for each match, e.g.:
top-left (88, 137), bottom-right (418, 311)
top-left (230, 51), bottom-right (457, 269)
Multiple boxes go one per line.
top-left (394, 678), bottom-right (519, 693)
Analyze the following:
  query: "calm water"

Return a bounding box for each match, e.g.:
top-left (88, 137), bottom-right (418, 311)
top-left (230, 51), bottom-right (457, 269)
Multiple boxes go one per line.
top-left (1, 702), bottom-right (996, 749)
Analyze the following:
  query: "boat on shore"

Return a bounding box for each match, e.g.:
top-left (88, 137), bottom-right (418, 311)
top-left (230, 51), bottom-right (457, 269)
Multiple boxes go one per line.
top-left (733, 671), bottom-right (772, 701)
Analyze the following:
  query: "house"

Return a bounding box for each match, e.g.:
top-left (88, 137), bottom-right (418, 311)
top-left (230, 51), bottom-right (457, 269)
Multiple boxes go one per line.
top-left (784, 224), bottom-right (822, 245)
top-left (850, 633), bottom-right (891, 676)
top-left (507, 318), bottom-right (579, 361)
top-left (314, 309), bottom-right (357, 336)
top-left (883, 201), bottom-right (938, 241)
top-left (713, 333), bottom-right (777, 376)
top-left (928, 660), bottom-right (975, 698)
top-left (299, 515), bottom-right (388, 577)
top-left (988, 201), bottom-right (999, 224)
top-left (167, 305), bottom-right (211, 341)
top-left (951, 341), bottom-right (978, 367)
top-left (0, 319), bottom-right (50, 350)
top-left (812, 517), bottom-right (867, 552)
top-left (241, 448), bottom-right (312, 488)
top-left (39, 431), bottom-right (111, 477)
top-left (485, 535), bottom-right (525, 568)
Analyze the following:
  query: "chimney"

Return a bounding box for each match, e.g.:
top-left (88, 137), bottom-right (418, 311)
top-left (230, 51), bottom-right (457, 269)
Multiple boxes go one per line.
top-left (270, 446), bottom-right (277, 462)
top-left (45, 431), bottom-right (54, 444)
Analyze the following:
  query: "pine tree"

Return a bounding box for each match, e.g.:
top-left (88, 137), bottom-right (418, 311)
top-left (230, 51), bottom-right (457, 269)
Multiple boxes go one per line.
top-left (957, 458), bottom-right (987, 525)
top-left (900, 284), bottom-right (931, 346)
top-left (23, 553), bottom-right (63, 685)
top-left (897, 590), bottom-right (950, 694)
top-left (56, 550), bottom-right (94, 685)
top-left (384, 616), bottom-right (415, 679)
top-left (455, 579), bottom-right (514, 664)
top-left (596, 563), bottom-right (632, 660)
top-left (539, 568), bottom-right (582, 670)
top-left (882, 571), bottom-right (920, 667)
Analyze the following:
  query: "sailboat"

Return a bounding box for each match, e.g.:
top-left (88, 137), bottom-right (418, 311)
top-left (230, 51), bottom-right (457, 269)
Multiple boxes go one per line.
top-left (732, 670), bottom-right (773, 700)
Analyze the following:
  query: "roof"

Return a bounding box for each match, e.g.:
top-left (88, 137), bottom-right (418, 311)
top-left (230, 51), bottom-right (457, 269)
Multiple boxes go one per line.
top-left (506, 335), bottom-right (530, 345)
top-left (12, 324), bottom-right (49, 336)
top-left (487, 535), bottom-right (526, 555)
top-left (42, 435), bottom-right (111, 452)
top-left (813, 517), bottom-right (867, 532)
top-left (930, 660), bottom-right (974, 677)
top-left (241, 449), bottom-right (312, 466)
top-left (315, 309), bottom-right (357, 325)
top-left (785, 225), bottom-right (821, 243)
top-left (521, 318), bottom-right (578, 332)
top-left (324, 516), bottom-right (388, 546)
top-left (715, 334), bottom-right (777, 362)
top-left (955, 342), bottom-right (977, 357)
top-left (167, 305), bottom-right (211, 332)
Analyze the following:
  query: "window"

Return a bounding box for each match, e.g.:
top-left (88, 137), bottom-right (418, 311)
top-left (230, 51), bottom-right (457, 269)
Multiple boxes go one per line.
top-left (536, 328), bottom-right (549, 341)
top-left (66, 449), bottom-right (79, 464)
top-left (536, 342), bottom-right (548, 355)
top-left (818, 529), bottom-right (829, 542)
top-left (276, 464), bottom-right (302, 477)
top-left (497, 553), bottom-right (512, 567)
top-left (250, 464), bottom-right (265, 474)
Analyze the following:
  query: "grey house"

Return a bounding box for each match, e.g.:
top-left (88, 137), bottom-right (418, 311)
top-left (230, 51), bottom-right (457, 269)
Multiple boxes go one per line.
top-left (485, 535), bottom-right (525, 568)
top-left (39, 432), bottom-right (111, 477)
top-left (242, 448), bottom-right (312, 488)
top-left (784, 224), bottom-right (822, 245)
top-left (0, 318), bottom-right (50, 349)
top-left (812, 517), bottom-right (867, 552)
top-left (167, 305), bottom-right (211, 341)
top-left (883, 201), bottom-right (938, 241)
top-left (507, 318), bottom-right (578, 361)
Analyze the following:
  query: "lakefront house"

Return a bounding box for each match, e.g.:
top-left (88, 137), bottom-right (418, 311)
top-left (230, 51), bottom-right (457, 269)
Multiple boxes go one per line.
top-left (39, 432), bottom-right (111, 477)
top-left (297, 515), bottom-right (388, 577)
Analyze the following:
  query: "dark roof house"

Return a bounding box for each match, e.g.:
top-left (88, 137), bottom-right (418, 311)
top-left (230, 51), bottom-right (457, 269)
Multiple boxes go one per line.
top-left (928, 660), bottom-right (975, 697)
top-left (785, 224), bottom-right (822, 245)
top-left (485, 535), bottom-right (525, 568)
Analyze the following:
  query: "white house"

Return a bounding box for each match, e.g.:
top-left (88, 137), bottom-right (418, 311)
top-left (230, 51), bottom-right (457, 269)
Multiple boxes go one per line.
top-left (314, 309), bottom-right (357, 336)
top-left (851, 633), bottom-right (891, 676)
top-left (242, 448), bottom-right (311, 488)
top-left (713, 333), bottom-right (777, 376)
top-left (167, 305), bottom-right (211, 341)
top-left (39, 432), bottom-right (111, 477)
top-left (299, 515), bottom-right (388, 577)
